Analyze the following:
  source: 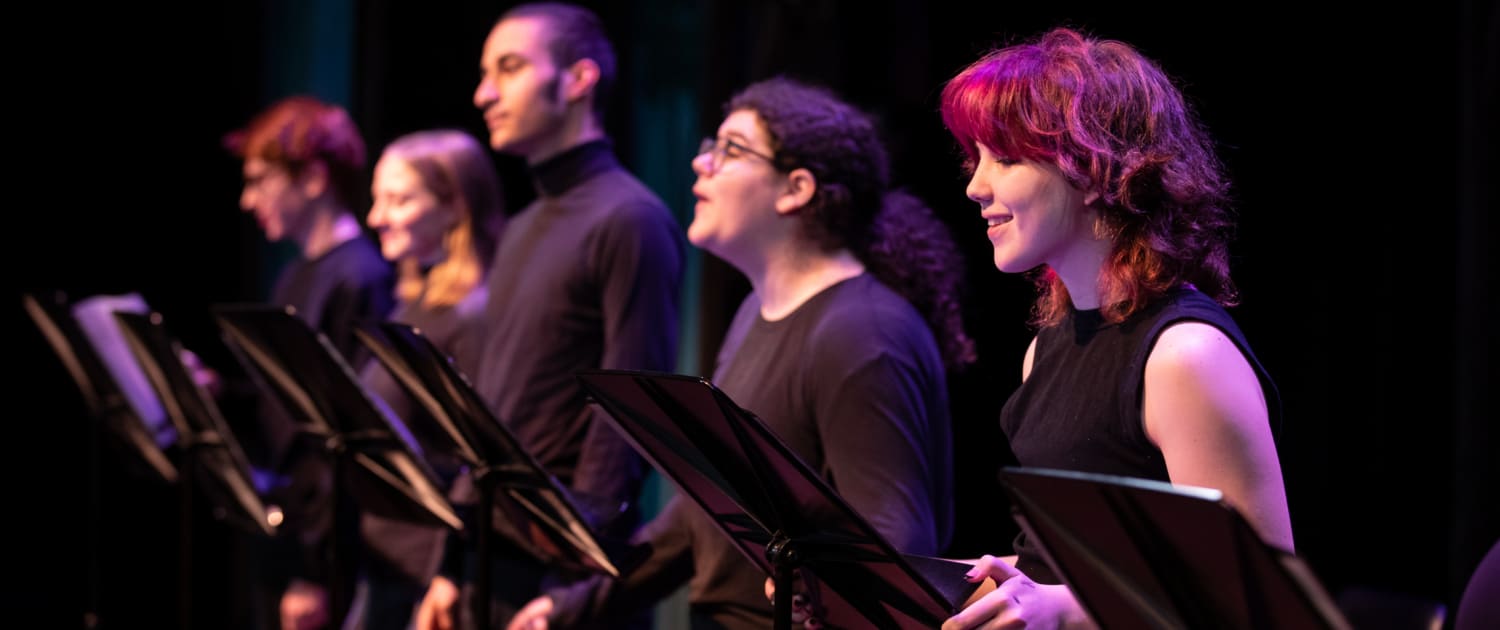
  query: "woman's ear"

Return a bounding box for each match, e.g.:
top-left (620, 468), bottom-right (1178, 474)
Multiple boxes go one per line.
top-left (774, 168), bottom-right (817, 215)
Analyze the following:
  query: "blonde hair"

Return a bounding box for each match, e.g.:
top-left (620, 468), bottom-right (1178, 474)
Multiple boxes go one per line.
top-left (379, 130), bottom-right (504, 308)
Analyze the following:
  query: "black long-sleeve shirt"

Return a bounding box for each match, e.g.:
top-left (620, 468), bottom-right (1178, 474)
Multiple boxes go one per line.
top-left (547, 274), bottom-right (954, 629)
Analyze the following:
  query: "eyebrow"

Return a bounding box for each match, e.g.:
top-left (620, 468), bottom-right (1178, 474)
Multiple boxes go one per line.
top-left (481, 51), bottom-right (526, 72)
top-left (722, 131), bottom-right (758, 146)
top-left (497, 52), bottom-right (528, 67)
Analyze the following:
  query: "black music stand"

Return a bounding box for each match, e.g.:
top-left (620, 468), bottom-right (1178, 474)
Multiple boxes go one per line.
top-left (115, 311), bottom-right (276, 535)
top-left (24, 292), bottom-right (177, 483)
top-left (356, 322), bottom-right (630, 627)
top-left (24, 291), bottom-right (179, 629)
top-left (212, 304), bottom-right (463, 622)
top-left (114, 310), bottom-right (277, 629)
top-left (574, 369), bottom-right (979, 630)
top-left (997, 467), bottom-right (1352, 630)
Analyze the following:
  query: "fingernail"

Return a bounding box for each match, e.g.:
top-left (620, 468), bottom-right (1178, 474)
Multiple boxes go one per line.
top-left (964, 567), bottom-right (979, 580)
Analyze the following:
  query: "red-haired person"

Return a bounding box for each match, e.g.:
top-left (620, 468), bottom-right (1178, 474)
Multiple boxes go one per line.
top-left (939, 27), bottom-right (1292, 629)
top-left (224, 95), bottom-right (395, 630)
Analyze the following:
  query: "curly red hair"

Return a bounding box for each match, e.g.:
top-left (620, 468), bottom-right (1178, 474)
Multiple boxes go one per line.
top-left (942, 27), bottom-right (1238, 327)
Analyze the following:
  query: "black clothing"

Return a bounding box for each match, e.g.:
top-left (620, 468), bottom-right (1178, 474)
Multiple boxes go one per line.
top-left (245, 235), bottom-right (394, 629)
top-left (548, 274), bottom-right (954, 629)
top-left (357, 288), bottom-right (487, 630)
top-left (440, 140), bottom-right (684, 629)
top-left (998, 287), bottom-right (1280, 583)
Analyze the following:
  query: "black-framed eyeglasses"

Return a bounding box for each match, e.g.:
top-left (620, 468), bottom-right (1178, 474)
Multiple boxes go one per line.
top-left (697, 137), bottom-right (776, 173)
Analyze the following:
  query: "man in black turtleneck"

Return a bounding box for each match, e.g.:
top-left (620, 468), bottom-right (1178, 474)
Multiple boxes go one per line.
top-left (414, 4), bottom-right (684, 629)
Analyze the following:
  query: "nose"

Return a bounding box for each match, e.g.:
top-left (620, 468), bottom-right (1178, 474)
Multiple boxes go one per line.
top-left (367, 202), bottom-right (386, 228)
top-left (965, 168), bottom-right (990, 206)
top-left (474, 77), bottom-right (496, 110)
top-left (691, 151), bottom-right (714, 177)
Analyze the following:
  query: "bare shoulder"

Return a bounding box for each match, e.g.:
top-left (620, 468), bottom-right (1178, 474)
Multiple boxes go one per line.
top-left (1147, 321), bottom-right (1248, 377)
top-left (1143, 320), bottom-right (1266, 442)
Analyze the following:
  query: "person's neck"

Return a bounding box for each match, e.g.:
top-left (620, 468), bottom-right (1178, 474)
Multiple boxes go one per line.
top-left (1052, 238), bottom-right (1113, 310)
top-left (748, 245), bottom-right (866, 321)
top-left (525, 112), bottom-right (605, 166)
top-left (296, 207), bottom-right (362, 260)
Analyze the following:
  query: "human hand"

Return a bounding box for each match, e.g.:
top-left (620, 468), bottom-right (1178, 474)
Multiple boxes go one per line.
top-left (763, 574), bottom-right (826, 629)
top-left (941, 555), bottom-right (1094, 630)
top-left (504, 595), bottom-right (554, 630)
top-left (414, 575), bottom-right (460, 630)
top-left (279, 579), bottom-right (329, 630)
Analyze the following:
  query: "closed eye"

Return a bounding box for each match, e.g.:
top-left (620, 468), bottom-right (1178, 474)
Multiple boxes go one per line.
top-left (722, 139), bottom-right (753, 158)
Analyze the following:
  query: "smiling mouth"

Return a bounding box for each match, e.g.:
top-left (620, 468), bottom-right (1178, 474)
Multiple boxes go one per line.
top-left (986, 216), bottom-right (1012, 227)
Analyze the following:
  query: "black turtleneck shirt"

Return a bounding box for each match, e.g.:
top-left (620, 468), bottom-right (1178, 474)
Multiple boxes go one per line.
top-left (469, 139), bottom-right (685, 521)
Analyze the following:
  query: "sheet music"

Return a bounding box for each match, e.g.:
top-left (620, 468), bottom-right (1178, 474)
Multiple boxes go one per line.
top-left (71, 293), bottom-right (176, 448)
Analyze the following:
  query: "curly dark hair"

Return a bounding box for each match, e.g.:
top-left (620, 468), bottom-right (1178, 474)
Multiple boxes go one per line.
top-left (728, 77), bottom-right (976, 369)
top-left (942, 27), bottom-right (1238, 327)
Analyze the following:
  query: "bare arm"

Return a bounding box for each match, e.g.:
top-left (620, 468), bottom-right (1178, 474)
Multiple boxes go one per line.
top-left (1020, 336), bottom-right (1038, 381)
top-left (1143, 321), bottom-right (1293, 551)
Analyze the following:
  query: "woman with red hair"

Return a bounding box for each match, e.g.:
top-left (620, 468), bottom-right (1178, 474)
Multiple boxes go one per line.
top-left (939, 27), bottom-right (1292, 629)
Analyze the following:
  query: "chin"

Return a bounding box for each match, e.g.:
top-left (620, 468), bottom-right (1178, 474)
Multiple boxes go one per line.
top-left (685, 223), bottom-right (710, 248)
top-left (993, 255), bottom-right (1032, 274)
top-left (486, 131), bottom-right (509, 151)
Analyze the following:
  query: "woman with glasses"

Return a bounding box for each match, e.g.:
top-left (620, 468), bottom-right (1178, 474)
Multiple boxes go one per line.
top-left (506, 76), bottom-right (974, 630)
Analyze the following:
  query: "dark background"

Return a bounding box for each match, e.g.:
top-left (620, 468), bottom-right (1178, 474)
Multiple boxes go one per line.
top-left (10, 1), bottom-right (1495, 627)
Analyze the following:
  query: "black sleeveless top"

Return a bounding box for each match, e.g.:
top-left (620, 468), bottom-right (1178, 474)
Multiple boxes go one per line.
top-left (998, 287), bottom-right (1281, 583)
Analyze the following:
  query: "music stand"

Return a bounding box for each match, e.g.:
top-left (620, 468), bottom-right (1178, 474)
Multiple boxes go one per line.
top-left (24, 291), bottom-right (180, 629)
top-left (113, 310), bottom-right (276, 629)
top-left (24, 292), bottom-right (177, 483)
top-left (997, 467), bottom-right (1352, 630)
top-left (212, 304), bottom-right (462, 621)
top-left (356, 322), bottom-right (629, 628)
top-left (574, 369), bottom-right (980, 630)
top-left (114, 311), bottom-right (276, 535)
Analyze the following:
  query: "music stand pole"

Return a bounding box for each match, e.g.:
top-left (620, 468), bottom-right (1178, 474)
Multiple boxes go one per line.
top-left (475, 470), bottom-right (497, 629)
top-left (766, 533), bottom-right (800, 630)
top-left (85, 403), bottom-right (101, 630)
top-left (179, 439), bottom-right (194, 630)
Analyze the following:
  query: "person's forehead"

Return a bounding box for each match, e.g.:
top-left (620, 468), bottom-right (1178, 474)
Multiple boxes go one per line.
top-left (484, 16), bottom-right (553, 63)
top-left (244, 157), bottom-right (273, 174)
top-left (375, 156), bottom-right (415, 179)
top-left (720, 110), bottom-right (768, 142)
